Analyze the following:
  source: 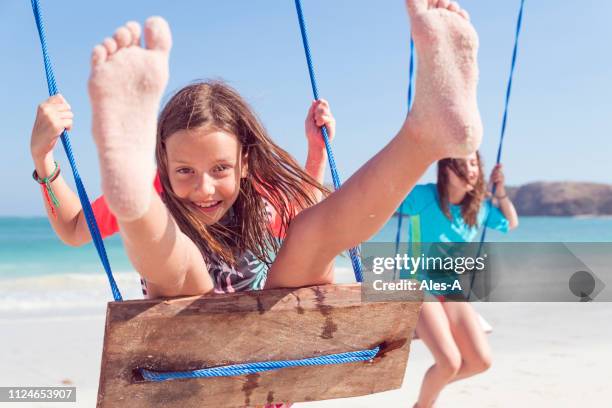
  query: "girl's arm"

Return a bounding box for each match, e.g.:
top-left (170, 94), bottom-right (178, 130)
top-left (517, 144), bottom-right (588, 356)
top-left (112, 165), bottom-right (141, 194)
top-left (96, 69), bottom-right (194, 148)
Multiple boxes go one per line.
top-left (304, 99), bottom-right (335, 202)
top-left (490, 163), bottom-right (519, 229)
top-left (261, 100), bottom-right (337, 239)
top-left (30, 95), bottom-right (92, 246)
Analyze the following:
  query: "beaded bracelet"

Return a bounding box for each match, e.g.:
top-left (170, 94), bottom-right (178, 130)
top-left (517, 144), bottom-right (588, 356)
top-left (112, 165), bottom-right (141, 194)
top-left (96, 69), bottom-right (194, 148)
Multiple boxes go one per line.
top-left (33, 161), bottom-right (61, 217)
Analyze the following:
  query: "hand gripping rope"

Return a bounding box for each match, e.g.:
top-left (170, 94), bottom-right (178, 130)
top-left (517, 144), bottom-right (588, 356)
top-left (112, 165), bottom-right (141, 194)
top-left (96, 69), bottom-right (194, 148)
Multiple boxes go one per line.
top-left (30, 0), bottom-right (123, 302)
top-left (294, 0), bottom-right (364, 282)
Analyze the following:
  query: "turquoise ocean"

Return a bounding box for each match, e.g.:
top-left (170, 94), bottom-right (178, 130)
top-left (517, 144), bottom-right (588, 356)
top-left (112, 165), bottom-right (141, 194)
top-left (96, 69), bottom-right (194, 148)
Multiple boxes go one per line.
top-left (1, 216), bottom-right (611, 317)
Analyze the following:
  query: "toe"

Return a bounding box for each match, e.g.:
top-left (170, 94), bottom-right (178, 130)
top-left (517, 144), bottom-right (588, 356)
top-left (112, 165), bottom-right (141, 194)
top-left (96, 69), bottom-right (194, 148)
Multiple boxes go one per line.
top-left (125, 21), bottom-right (142, 46)
top-left (436, 0), bottom-right (450, 9)
top-left (103, 37), bottom-right (118, 56)
top-left (459, 9), bottom-right (470, 20)
top-left (447, 1), bottom-right (460, 12)
top-left (91, 45), bottom-right (107, 66)
top-left (144, 16), bottom-right (172, 53)
top-left (406, 0), bottom-right (430, 15)
top-left (114, 26), bottom-right (132, 49)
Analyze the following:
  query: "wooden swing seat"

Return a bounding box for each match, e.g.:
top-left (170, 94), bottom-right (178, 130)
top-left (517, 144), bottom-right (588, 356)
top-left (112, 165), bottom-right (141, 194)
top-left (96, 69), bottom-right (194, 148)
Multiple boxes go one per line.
top-left (97, 283), bottom-right (422, 407)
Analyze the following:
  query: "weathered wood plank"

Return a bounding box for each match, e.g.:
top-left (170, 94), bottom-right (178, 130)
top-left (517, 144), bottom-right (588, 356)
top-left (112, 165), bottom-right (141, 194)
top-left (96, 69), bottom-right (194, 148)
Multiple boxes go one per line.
top-left (97, 283), bottom-right (422, 408)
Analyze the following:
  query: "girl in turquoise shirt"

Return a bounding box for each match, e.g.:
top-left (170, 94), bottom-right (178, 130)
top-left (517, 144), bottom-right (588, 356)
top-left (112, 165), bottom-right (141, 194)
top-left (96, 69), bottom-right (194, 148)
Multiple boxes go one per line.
top-left (400, 151), bottom-right (518, 408)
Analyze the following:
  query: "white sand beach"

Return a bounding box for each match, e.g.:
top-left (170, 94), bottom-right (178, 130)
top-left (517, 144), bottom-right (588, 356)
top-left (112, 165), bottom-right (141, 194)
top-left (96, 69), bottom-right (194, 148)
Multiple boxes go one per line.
top-left (2, 302), bottom-right (611, 408)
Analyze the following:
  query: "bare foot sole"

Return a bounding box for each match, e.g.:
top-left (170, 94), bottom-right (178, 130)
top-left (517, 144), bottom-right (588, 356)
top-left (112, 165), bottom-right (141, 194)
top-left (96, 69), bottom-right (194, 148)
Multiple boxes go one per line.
top-left (88, 17), bottom-right (172, 221)
top-left (406, 0), bottom-right (482, 159)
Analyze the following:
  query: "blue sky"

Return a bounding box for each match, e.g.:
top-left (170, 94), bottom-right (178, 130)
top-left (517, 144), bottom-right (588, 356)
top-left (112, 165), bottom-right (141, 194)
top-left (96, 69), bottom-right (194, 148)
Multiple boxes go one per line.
top-left (2, 1), bottom-right (611, 216)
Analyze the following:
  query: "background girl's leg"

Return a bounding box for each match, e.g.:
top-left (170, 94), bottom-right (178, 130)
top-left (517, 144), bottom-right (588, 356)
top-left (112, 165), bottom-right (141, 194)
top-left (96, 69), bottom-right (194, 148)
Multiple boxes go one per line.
top-left (414, 301), bottom-right (462, 408)
top-left (442, 302), bottom-right (492, 382)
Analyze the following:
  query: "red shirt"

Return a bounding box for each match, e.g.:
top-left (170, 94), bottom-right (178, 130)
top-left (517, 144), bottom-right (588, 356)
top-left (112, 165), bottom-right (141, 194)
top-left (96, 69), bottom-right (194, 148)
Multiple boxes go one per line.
top-left (91, 173), bottom-right (285, 239)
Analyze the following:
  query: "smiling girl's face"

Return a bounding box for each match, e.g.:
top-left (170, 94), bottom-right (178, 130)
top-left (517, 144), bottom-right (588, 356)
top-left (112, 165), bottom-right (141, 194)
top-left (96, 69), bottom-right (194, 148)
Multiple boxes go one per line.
top-left (165, 128), bottom-right (247, 225)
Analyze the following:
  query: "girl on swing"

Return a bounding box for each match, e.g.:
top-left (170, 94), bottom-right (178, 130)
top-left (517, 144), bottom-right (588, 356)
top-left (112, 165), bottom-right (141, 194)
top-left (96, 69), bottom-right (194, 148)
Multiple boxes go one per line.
top-left (400, 152), bottom-right (518, 408)
top-left (31, 0), bottom-right (484, 298)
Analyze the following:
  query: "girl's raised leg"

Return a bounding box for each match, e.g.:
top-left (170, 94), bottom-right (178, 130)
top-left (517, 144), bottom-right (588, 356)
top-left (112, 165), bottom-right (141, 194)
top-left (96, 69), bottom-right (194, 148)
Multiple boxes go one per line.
top-left (88, 18), bottom-right (213, 296)
top-left (266, 0), bottom-right (482, 288)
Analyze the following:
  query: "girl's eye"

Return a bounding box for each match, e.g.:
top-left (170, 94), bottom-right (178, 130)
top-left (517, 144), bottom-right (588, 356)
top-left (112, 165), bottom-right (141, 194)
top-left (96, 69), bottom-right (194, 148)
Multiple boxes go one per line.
top-left (214, 164), bottom-right (231, 173)
top-left (176, 168), bottom-right (193, 175)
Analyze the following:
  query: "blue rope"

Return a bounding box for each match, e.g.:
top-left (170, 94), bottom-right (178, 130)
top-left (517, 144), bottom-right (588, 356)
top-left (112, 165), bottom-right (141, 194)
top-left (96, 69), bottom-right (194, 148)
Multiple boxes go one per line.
top-left (30, 0), bottom-right (122, 302)
top-left (140, 346), bottom-right (380, 382)
top-left (294, 0), bottom-right (363, 282)
top-left (470, 0), bottom-right (526, 299)
top-left (479, 0), bottom-right (525, 244)
top-left (394, 37), bottom-right (415, 279)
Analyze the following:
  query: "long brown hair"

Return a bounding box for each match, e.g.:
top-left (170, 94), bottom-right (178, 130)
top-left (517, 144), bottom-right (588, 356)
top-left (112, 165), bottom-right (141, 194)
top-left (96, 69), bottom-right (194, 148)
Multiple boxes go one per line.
top-left (436, 152), bottom-right (486, 227)
top-left (155, 80), bottom-right (328, 267)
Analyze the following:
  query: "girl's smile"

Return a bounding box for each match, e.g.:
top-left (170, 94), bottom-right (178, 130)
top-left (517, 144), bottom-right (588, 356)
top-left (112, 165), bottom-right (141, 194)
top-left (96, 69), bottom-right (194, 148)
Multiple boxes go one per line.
top-left (193, 201), bottom-right (222, 210)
